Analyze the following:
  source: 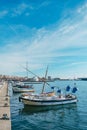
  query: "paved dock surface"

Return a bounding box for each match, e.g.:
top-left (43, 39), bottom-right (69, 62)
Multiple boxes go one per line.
top-left (0, 81), bottom-right (11, 130)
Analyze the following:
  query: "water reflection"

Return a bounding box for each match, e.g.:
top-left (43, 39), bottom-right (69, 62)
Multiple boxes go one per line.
top-left (19, 103), bottom-right (77, 115)
top-left (18, 103), bottom-right (80, 130)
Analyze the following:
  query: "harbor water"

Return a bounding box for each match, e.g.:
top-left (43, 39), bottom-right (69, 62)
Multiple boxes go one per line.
top-left (10, 80), bottom-right (87, 130)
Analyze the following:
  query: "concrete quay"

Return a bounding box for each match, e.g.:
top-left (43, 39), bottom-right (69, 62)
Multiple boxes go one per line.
top-left (0, 81), bottom-right (11, 130)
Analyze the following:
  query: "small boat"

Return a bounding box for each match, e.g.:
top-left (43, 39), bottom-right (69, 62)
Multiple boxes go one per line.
top-left (12, 82), bottom-right (34, 93)
top-left (19, 67), bottom-right (78, 107)
top-left (19, 92), bottom-right (77, 106)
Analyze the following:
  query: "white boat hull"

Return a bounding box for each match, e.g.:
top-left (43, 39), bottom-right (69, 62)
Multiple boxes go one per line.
top-left (23, 99), bottom-right (77, 106)
top-left (20, 96), bottom-right (77, 106)
top-left (13, 87), bottom-right (34, 93)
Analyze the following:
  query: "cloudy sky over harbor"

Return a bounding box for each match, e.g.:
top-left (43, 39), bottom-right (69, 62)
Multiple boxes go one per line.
top-left (0, 0), bottom-right (87, 78)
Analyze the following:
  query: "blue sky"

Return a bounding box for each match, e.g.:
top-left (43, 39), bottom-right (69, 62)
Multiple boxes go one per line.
top-left (0, 0), bottom-right (87, 78)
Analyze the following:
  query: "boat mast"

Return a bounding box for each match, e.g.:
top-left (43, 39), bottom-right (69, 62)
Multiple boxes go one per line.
top-left (21, 65), bottom-right (50, 86)
top-left (41, 66), bottom-right (48, 93)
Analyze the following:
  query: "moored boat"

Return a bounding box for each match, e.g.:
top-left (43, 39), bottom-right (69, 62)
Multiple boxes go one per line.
top-left (12, 83), bottom-right (34, 93)
top-left (19, 67), bottom-right (78, 107)
top-left (19, 92), bottom-right (77, 106)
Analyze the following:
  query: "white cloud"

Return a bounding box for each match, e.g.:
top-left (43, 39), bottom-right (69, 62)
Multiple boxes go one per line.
top-left (12, 3), bottom-right (28, 16)
top-left (0, 10), bottom-right (8, 18)
top-left (11, 2), bottom-right (34, 17)
top-left (77, 3), bottom-right (87, 13)
top-left (1, 1), bottom-right (87, 77)
top-left (0, 2), bottom-right (33, 18)
top-left (38, 1), bottom-right (51, 8)
top-left (0, 16), bottom-right (87, 75)
top-left (25, 12), bottom-right (30, 16)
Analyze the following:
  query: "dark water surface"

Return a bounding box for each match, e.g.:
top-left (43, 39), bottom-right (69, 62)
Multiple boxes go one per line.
top-left (10, 80), bottom-right (87, 130)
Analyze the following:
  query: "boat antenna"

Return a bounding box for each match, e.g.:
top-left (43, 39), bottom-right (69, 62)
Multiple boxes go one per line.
top-left (41, 66), bottom-right (48, 93)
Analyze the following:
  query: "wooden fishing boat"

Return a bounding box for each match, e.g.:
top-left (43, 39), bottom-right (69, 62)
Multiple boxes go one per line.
top-left (19, 67), bottom-right (78, 106)
top-left (19, 92), bottom-right (77, 106)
